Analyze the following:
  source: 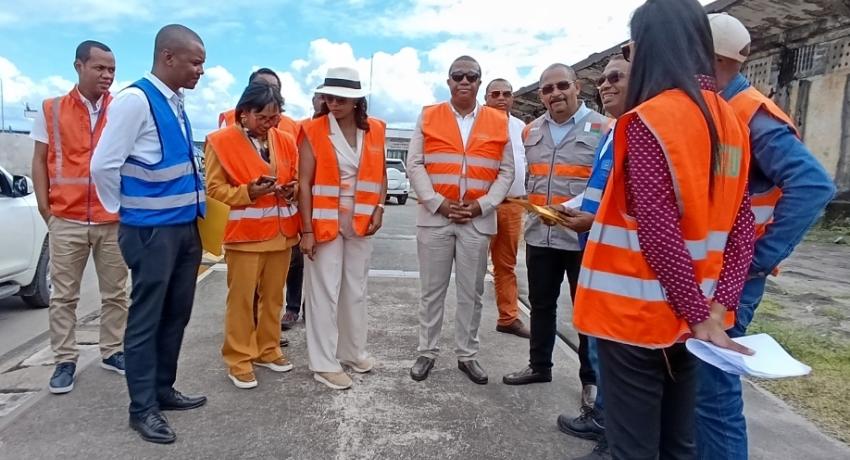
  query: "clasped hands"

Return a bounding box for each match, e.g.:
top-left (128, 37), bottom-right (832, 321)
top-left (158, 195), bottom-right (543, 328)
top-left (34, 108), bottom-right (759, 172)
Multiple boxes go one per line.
top-left (437, 199), bottom-right (482, 224)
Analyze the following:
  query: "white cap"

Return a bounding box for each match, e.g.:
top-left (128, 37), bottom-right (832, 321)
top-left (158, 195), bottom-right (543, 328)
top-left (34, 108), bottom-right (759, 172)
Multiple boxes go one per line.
top-left (708, 13), bottom-right (751, 63)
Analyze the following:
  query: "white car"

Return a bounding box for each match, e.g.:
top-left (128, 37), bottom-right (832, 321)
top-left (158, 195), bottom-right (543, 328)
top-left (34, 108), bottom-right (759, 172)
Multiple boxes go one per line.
top-left (386, 158), bottom-right (410, 205)
top-left (0, 164), bottom-right (50, 308)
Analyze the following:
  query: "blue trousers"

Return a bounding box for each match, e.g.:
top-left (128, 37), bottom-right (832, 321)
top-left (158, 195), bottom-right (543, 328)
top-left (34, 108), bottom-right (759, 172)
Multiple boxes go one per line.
top-left (118, 223), bottom-right (202, 416)
top-left (695, 276), bottom-right (767, 460)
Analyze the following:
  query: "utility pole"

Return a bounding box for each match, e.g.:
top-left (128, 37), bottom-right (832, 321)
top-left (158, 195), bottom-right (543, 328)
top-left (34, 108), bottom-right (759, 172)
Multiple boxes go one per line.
top-left (368, 53), bottom-right (374, 108)
top-left (0, 78), bottom-right (5, 133)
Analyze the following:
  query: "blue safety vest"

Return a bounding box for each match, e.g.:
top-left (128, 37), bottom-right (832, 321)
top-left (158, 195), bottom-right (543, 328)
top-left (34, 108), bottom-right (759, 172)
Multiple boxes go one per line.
top-left (119, 78), bottom-right (206, 226)
top-left (578, 129), bottom-right (614, 248)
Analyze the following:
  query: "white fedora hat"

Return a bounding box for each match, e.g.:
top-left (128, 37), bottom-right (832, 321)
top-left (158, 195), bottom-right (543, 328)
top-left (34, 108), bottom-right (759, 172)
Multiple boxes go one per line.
top-left (316, 67), bottom-right (368, 99)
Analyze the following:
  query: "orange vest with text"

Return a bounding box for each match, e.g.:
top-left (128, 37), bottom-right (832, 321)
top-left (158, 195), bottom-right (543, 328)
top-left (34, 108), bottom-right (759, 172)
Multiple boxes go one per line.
top-left (206, 125), bottom-right (300, 243)
top-left (421, 103), bottom-right (507, 201)
top-left (301, 116), bottom-right (386, 243)
top-left (574, 89), bottom-right (751, 348)
top-left (729, 86), bottom-right (800, 240)
top-left (218, 109), bottom-right (300, 139)
top-left (43, 89), bottom-right (116, 223)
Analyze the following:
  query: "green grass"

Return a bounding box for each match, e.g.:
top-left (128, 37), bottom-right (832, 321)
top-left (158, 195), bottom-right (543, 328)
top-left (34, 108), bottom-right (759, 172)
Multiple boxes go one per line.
top-left (748, 307), bottom-right (850, 443)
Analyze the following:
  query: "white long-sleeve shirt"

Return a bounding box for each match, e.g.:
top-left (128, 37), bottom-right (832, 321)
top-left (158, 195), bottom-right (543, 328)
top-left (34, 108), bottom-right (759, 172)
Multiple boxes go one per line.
top-left (90, 72), bottom-right (188, 213)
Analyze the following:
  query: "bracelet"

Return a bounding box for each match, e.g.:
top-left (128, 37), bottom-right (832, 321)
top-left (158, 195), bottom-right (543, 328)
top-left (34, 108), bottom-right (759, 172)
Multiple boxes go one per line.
top-left (303, 231), bottom-right (313, 234)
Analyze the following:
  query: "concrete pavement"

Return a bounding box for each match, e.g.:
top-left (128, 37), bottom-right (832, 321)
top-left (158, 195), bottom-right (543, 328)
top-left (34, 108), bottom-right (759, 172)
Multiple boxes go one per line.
top-left (0, 203), bottom-right (847, 459)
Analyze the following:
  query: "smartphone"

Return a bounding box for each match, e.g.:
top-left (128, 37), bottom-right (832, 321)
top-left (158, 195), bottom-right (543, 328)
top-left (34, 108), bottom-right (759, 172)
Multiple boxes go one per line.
top-left (257, 175), bottom-right (276, 186)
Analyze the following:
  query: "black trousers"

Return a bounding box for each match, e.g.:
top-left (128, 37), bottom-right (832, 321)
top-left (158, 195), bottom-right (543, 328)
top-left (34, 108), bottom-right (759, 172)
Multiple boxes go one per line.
top-left (285, 245), bottom-right (304, 314)
top-left (118, 223), bottom-right (202, 416)
top-left (526, 244), bottom-right (595, 384)
top-left (598, 339), bottom-right (698, 460)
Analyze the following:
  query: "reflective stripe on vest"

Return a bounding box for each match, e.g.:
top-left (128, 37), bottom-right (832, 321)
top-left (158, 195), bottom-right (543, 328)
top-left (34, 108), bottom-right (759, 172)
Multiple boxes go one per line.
top-left (206, 125), bottom-right (300, 243)
top-left (574, 89), bottom-right (750, 348)
top-left (43, 89), bottom-right (117, 222)
top-left (229, 204), bottom-right (299, 220)
top-left (302, 115), bottom-right (386, 243)
top-left (421, 103), bottom-right (507, 201)
top-left (119, 78), bottom-right (205, 226)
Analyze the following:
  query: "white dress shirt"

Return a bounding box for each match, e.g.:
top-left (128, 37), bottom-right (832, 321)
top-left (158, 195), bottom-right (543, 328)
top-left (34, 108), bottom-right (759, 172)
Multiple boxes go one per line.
top-left (449, 102), bottom-right (480, 198)
top-left (507, 114), bottom-right (527, 197)
top-left (91, 72), bottom-right (189, 213)
top-left (545, 102), bottom-right (591, 145)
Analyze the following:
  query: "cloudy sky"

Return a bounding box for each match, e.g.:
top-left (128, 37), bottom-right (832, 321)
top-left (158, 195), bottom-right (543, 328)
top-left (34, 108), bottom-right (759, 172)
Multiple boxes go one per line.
top-left (0, 0), bottom-right (713, 136)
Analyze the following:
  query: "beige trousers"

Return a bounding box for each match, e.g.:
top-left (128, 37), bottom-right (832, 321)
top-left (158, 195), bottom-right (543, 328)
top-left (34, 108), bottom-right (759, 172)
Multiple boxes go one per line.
top-left (48, 217), bottom-right (129, 363)
top-left (304, 198), bottom-right (373, 373)
top-left (416, 222), bottom-right (491, 361)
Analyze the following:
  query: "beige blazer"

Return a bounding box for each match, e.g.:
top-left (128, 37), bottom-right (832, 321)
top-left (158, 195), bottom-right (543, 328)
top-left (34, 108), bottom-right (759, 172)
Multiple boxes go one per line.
top-left (406, 104), bottom-right (515, 236)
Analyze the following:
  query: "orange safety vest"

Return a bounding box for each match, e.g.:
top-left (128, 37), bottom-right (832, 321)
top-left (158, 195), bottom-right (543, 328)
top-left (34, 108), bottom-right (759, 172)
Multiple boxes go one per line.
top-left (43, 89), bottom-right (116, 223)
top-left (729, 86), bottom-right (800, 239)
top-left (206, 125), bottom-right (300, 243)
top-left (421, 103), bottom-right (507, 201)
top-left (218, 108), bottom-right (300, 139)
top-left (574, 89), bottom-right (751, 348)
top-left (301, 115), bottom-right (386, 243)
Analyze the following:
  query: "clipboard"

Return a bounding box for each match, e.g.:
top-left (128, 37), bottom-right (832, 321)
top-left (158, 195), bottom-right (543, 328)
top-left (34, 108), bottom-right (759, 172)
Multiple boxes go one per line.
top-left (197, 197), bottom-right (230, 256)
top-left (506, 197), bottom-right (570, 227)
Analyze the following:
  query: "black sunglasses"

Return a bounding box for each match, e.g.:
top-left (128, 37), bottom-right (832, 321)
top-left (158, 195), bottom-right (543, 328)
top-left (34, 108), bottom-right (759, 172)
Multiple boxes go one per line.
top-left (540, 80), bottom-right (573, 95)
top-left (488, 90), bottom-right (512, 99)
top-left (450, 72), bottom-right (481, 83)
top-left (322, 94), bottom-right (351, 104)
top-left (621, 42), bottom-right (633, 62)
top-left (596, 71), bottom-right (627, 87)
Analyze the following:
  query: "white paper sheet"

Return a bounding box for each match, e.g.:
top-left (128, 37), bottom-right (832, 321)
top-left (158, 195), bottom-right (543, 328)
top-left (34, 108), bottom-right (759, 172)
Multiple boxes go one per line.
top-left (686, 333), bottom-right (811, 379)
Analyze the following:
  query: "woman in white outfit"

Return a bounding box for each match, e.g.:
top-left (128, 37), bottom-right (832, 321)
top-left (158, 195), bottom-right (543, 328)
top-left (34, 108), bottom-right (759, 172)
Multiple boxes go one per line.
top-left (298, 67), bottom-right (388, 390)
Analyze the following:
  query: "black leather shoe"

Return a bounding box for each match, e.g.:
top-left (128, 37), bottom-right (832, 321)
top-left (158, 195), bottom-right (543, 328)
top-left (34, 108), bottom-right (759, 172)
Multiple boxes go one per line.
top-left (502, 366), bottom-right (552, 385)
top-left (158, 389), bottom-right (207, 411)
top-left (129, 411), bottom-right (176, 444)
top-left (410, 356), bottom-right (435, 381)
top-left (458, 360), bottom-right (488, 384)
top-left (557, 407), bottom-right (604, 440)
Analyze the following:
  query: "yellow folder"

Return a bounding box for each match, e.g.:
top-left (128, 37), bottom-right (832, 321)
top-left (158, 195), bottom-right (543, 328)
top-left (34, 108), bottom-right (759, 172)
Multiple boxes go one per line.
top-left (197, 197), bottom-right (229, 256)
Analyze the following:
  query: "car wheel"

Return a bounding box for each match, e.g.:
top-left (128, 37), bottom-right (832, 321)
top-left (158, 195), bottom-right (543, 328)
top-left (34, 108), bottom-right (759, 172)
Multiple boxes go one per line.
top-left (22, 239), bottom-right (51, 308)
top-left (398, 195), bottom-right (408, 205)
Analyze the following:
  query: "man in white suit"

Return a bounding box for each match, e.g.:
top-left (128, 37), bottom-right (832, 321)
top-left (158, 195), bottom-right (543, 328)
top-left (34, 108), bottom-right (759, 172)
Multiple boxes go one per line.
top-left (407, 55), bottom-right (515, 385)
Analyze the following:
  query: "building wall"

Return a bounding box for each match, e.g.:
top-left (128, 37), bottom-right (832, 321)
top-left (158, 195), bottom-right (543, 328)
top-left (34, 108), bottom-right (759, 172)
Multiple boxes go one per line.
top-left (0, 133), bottom-right (35, 176)
top-left (792, 72), bottom-right (848, 178)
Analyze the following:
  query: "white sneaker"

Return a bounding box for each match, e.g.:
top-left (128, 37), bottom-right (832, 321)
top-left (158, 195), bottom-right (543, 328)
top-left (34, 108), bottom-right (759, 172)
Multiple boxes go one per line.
top-left (254, 357), bottom-right (294, 373)
top-left (344, 357), bottom-right (375, 374)
top-left (314, 371), bottom-right (353, 390)
top-left (228, 372), bottom-right (258, 389)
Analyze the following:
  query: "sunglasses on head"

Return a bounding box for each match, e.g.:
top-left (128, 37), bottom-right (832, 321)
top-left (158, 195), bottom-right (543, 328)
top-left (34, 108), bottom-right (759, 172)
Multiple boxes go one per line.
top-left (322, 94), bottom-right (350, 104)
top-left (450, 72), bottom-right (481, 83)
top-left (488, 90), bottom-right (512, 99)
top-left (540, 80), bottom-right (573, 95)
top-left (596, 71), bottom-right (627, 87)
top-left (621, 41), bottom-right (633, 62)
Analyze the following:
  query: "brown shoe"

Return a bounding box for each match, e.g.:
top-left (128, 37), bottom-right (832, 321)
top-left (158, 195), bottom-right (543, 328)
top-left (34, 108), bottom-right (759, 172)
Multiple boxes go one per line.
top-left (496, 319), bottom-right (531, 338)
